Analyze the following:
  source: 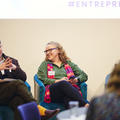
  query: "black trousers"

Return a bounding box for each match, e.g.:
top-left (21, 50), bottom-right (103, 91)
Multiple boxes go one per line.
top-left (49, 81), bottom-right (86, 109)
top-left (0, 80), bottom-right (36, 120)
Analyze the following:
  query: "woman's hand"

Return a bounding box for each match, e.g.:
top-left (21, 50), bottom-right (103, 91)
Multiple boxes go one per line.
top-left (69, 78), bottom-right (78, 84)
top-left (55, 77), bottom-right (70, 83)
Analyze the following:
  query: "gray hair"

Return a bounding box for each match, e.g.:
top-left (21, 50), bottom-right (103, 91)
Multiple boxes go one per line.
top-left (45, 41), bottom-right (70, 63)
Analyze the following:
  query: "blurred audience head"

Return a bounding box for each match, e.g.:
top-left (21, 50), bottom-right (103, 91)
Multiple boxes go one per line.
top-left (107, 61), bottom-right (120, 95)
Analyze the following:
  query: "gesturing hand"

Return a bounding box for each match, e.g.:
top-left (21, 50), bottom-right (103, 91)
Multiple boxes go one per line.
top-left (0, 57), bottom-right (16, 71)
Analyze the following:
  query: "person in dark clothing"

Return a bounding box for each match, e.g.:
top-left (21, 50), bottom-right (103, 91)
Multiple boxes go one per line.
top-left (0, 53), bottom-right (26, 81)
top-left (0, 41), bottom-right (60, 120)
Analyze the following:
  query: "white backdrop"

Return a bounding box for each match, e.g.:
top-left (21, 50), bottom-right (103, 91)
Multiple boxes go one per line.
top-left (0, 0), bottom-right (120, 18)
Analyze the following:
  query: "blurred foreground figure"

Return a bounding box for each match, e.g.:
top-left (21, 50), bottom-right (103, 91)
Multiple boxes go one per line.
top-left (86, 61), bottom-right (120, 120)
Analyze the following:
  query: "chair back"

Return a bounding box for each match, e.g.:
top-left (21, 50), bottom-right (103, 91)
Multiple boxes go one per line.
top-left (17, 102), bottom-right (41, 120)
top-left (34, 74), bottom-right (88, 120)
top-left (34, 74), bottom-right (45, 103)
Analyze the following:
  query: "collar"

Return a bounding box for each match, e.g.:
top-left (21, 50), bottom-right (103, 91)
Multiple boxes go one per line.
top-left (46, 60), bottom-right (65, 67)
top-left (0, 59), bottom-right (4, 64)
top-left (2, 53), bottom-right (8, 59)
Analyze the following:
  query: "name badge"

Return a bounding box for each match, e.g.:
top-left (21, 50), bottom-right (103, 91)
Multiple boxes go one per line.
top-left (48, 71), bottom-right (55, 76)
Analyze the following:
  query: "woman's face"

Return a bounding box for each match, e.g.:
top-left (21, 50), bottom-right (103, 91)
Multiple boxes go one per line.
top-left (45, 44), bottom-right (59, 61)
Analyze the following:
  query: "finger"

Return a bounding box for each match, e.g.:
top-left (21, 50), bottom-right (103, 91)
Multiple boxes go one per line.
top-left (5, 63), bottom-right (12, 68)
top-left (5, 61), bottom-right (12, 65)
top-left (74, 78), bottom-right (78, 82)
top-left (3, 64), bottom-right (11, 69)
top-left (62, 77), bottom-right (67, 80)
top-left (5, 67), bottom-right (11, 70)
top-left (5, 58), bottom-right (12, 63)
top-left (67, 80), bottom-right (71, 82)
top-left (5, 57), bottom-right (10, 62)
top-left (4, 61), bottom-right (11, 65)
top-left (4, 59), bottom-right (12, 65)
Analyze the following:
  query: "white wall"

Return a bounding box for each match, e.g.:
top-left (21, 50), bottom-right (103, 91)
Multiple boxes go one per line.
top-left (0, 19), bottom-right (120, 100)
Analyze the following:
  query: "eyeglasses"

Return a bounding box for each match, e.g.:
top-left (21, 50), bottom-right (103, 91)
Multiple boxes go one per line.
top-left (44, 48), bottom-right (57, 53)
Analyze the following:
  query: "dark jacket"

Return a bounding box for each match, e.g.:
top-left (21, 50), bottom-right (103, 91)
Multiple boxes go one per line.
top-left (0, 53), bottom-right (27, 81)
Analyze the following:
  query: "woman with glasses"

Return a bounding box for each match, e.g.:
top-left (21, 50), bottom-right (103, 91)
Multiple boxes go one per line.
top-left (37, 41), bottom-right (89, 108)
